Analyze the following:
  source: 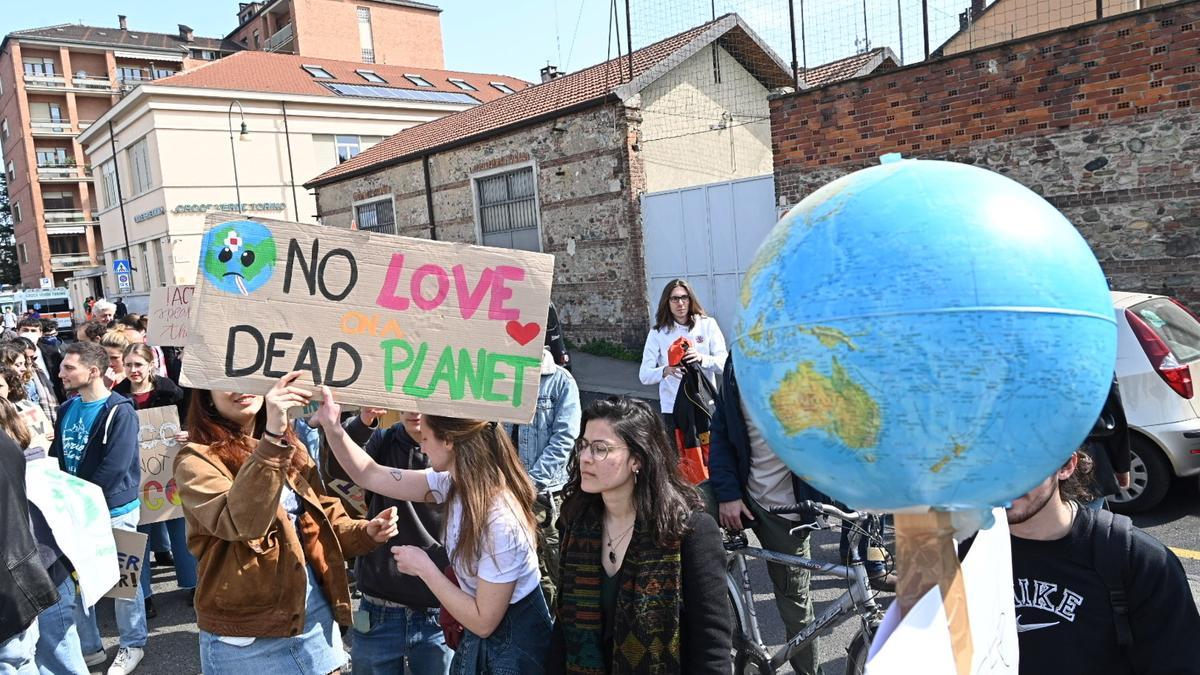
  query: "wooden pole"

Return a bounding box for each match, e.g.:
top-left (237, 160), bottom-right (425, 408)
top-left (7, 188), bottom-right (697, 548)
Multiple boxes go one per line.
top-left (895, 511), bottom-right (973, 675)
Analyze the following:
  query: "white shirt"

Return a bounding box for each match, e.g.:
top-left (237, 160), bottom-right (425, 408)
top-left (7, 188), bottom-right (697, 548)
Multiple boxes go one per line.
top-left (639, 315), bottom-right (728, 413)
top-left (425, 469), bottom-right (541, 603)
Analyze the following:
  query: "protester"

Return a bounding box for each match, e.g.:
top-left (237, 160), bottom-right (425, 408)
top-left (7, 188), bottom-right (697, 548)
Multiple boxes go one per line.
top-left (114, 297), bottom-right (128, 320)
top-left (77, 320), bottom-right (109, 344)
top-left (0, 397), bottom-right (31, 450)
top-left (39, 318), bottom-right (63, 352)
top-left (84, 297), bottom-right (95, 321)
top-left (0, 342), bottom-right (47, 422)
top-left (0, 428), bottom-right (60, 674)
top-left (48, 341), bottom-right (145, 674)
top-left (18, 318), bottom-right (64, 405)
top-left (114, 344), bottom-right (194, 617)
top-left (1082, 376), bottom-right (1131, 510)
top-left (509, 346), bottom-right (580, 607)
top-left (963, 450), bottom-right (1200, 674)
top-left (317, 388), bottom-right (551, 673)
top-left (2, 306), bottom-right (17, 330)
top-left (639, 279), bottom-right (727, 428)
top-left (173, 372), bottom-right (398, 675)
top-left (324, 409), bottom-right (455, 674)
top-left (99, 330), bottom-right (132, 389)
top-left (92, 300), bottom-right (117, 326)
top-left (0, 367), bottom-right (12, 403)
top-left (548, 396), bottom-right (731, 673)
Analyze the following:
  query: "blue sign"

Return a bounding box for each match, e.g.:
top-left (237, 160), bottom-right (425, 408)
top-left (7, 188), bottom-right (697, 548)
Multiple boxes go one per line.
top-left (116, 272), bottom-right (133, 293)
top-left (113, 259), bottom-right (131, 274)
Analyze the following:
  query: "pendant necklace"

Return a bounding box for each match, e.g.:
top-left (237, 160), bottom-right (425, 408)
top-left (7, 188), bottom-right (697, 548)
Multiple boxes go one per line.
top-left (606, 521), bottom-right (636, 564)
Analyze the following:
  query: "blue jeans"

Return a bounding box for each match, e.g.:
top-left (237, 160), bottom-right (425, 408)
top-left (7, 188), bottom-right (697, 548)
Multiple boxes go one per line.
top-left (0, 620), bottom-right (38, 675)
top-left (138, 518), bottom-right (198, 597)
top-left (76, 510), bottom-right (148, 651)
top-left (451, 589), bottom-right (551, 675)
top-left (352, 599), bottom-right (452, 674)
top-left (35, 576), bottom-right (89, 675)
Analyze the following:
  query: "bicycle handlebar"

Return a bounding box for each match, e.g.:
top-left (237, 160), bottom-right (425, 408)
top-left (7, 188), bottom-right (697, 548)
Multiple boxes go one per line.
top-left (766, 500), bottom-right (864, 523)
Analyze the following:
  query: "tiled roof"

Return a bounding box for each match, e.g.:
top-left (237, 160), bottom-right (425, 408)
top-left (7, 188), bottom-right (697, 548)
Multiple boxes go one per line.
top-left (8, 23), bottom-right (239, 53)
top-left (307, 13), bottom-right (793, 187)
top-left (152, 51), bottom-right (529, 102)
top-left (797, 47), bottom-right (900, 88)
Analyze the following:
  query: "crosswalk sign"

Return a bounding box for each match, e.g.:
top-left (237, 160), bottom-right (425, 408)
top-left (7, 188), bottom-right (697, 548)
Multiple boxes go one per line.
top-left (113, 259), bottom-right (131, 275)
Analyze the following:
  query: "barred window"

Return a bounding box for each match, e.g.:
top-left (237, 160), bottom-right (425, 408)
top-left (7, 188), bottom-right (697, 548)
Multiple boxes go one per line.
top-left (355, 198), bottom-right (395, 235)
top-left (476, 166), bottom-right (540, 251)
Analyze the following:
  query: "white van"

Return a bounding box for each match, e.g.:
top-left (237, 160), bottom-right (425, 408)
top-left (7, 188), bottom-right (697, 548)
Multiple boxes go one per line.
top-left (0, 288), bottom-right (74, 334)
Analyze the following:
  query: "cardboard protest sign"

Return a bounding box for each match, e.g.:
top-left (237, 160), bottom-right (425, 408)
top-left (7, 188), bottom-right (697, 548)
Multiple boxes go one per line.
top-left (181, 214), bottom-right (555, 423)
top-left (328, 478), bottom-right (368, 516)
top-left (18, 401), bottom-right (53, 452)
top-left (138, 406), bottom-right (184, 524)
top-left (24, 458), bottom-right (119, 607)
top-left (104, 529), bottom-right (149, 600)
top-left (147, 284), bottom-right (195, 347)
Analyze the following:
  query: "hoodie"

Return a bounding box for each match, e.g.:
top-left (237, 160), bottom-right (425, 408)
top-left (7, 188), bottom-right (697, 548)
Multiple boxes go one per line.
top-left (50, 392), bottom-right (141, 511)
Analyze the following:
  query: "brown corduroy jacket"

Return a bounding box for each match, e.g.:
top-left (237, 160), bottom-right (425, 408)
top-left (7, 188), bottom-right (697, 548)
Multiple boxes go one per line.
top-left (174, 437), bottom-right (379, 637)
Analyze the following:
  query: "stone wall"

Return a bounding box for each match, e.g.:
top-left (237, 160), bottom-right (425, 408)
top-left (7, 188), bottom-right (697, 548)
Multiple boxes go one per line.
top-left (771, 1), bottom-right (1200, 304)
top-left (314, 101), bottom-right (653, 348)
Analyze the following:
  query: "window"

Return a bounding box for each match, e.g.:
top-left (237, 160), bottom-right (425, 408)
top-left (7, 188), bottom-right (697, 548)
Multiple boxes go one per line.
top-left (358, 7), bottom-right (375, 64)
top-left (128, 138), bottom-right (153, 195)
top-left (404, 74), bottom-right (433, 87)
top-left (199, 50), bottom-right (216, 60)
top-left (324, 83), bottom-right (478, 104)
top-left (490, 82), bottom-right (516, 94)
top-left (139, 243), bottom-right (151, 289)
top-left (36, 148), bottom-right (68, 167)
top-left (12, 202), bottom-right (21, 224)
top-left (355, 198), bottom-right (395, 235)
top-left (22, 57), bottom-right (55, 76)
top-left (42, 191), bottom-right (75, 211)
top-left (153, 238), bottom-right (166, 286)
top-left (49, 236), bottom-right (83, 255)
top-left (152, 67), bottom-right (175, 80)
top-left (117, 67), bottom-right (144, 83)
top-left (1, 119), bottom-right (8, 142)
top-left (335, 135), bottom-right (361, 163)
top-left (448, 78), bottom-right (477, 91)
top-left (475, 166), bottom-right (540, 251)
top-left (18, 244), bottom-right (27, 265)
top-left (99, 159), bottom-right (119, 210)
top-left (302, 65), bottom-right (334, 79)
top-left (253, 31), bottom-right (260, 49)
top-left (356, 69), bottom-right (385, 83)
top-left (5, 161), bottom-right (13, 181)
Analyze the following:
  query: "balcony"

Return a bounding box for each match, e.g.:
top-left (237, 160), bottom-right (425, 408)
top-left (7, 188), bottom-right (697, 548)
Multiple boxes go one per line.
top-left (23, 73), bottom-right (67, 91)
top-left (37, 164), bottom-right (93, 183)
top-left (29, 118), bottom-right (74, 138)
top-left (265, 23), bottom-right (294, 53)
top-left (43, 209), bottom-right (95, 225)
top-left (71, 75), bottom-right (118, 95)
top-left (44, 220), bottom-right (88, 235)
top-left (50, 254), bottom-right (95, 271)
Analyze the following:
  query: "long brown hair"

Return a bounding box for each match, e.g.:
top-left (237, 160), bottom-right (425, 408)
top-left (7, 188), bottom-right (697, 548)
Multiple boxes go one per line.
top-left (0, 398), bottom-right (31, 449)
top-left (185, 389), bottom-right (306, 478)
top-left (653, 279), bottom-right (708, 331)
top-left (561, 396), bottom-right (702, 546)
top-left (422, 415), bottom-right (537, 577)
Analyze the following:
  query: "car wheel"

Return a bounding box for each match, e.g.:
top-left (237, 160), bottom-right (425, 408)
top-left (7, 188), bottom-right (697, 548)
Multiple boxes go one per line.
top-left (1109, 436), bottom-right (1171, 514)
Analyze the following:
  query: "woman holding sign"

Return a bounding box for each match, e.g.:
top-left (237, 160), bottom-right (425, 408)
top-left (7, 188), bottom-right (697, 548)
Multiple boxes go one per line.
top-left (174, 372), bottom-right (400, 675)
top-left (316, 387), bottom-right (552, 674)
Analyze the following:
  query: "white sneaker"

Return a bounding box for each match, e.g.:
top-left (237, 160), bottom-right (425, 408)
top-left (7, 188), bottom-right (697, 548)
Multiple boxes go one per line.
top-left (106, 647), bottom-right (143, 675)
top-left (83, 650), bottom-right (107, 667)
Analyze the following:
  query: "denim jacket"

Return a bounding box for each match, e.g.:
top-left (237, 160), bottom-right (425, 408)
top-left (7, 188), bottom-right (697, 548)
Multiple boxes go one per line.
top-left (513, 350), bottom-right (581, 494)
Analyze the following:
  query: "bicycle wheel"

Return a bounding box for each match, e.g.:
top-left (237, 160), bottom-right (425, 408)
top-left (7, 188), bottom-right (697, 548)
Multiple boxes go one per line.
top-left (728, 589), bottom-right (761, 675)
top-left (844, 624), bottom-right (877, 675)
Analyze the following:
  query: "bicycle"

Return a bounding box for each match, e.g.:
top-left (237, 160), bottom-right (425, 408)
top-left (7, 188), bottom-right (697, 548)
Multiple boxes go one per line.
top-left (724, 500), bottom-right (890, 675)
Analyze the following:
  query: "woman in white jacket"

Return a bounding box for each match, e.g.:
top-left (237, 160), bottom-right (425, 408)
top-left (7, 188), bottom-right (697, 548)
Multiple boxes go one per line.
top-left (639, 279), bottom-right (728, 426)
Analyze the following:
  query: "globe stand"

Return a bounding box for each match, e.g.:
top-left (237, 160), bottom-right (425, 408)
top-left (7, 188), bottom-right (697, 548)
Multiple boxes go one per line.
top-left (894, 510), bottom-right (973, 675)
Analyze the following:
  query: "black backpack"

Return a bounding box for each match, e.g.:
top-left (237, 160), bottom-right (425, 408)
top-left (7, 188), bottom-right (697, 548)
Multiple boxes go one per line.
top-left (1090, 508), bottom-right (1134, 648)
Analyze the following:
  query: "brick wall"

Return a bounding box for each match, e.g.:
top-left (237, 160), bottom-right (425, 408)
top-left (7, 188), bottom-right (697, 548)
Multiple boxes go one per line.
top-left (314, 102), bottom-right (653, 348)
top-left (771, 1), bottom-right (1200, 304)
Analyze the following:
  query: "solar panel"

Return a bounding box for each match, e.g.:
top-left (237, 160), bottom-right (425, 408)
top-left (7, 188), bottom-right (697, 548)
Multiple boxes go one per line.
top-left (325, 83), bottom-right (478, 105)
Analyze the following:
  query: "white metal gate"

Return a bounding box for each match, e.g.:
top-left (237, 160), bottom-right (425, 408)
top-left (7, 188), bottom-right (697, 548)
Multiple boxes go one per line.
top-left (641, 175), bottom-right (777, 336)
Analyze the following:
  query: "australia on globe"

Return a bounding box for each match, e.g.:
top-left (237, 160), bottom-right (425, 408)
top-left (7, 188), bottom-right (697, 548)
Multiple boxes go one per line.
top-left (735, 159), bottom-right (1117, 511)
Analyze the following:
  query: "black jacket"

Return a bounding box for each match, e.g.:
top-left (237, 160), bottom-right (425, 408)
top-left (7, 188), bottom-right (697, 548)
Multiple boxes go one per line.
top-left (36, 339), bottom-right (64, 402)
top-left (334, 422), bottom-right (447, 608)
top-left (113, 376), bottom-right (187, 422)
top-left (708, 356), bottom-right (830, 510)
top-left (670, 358), bottom-right (718, 450)
top-left (0, 431), bottom-right (59, 642)
top-left (1084, 377), bottom-right (1131, 498)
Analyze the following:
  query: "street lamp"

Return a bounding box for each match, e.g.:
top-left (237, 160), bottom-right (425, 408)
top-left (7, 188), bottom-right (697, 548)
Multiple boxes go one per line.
top-left (227, 100), bottom-right (250, 210)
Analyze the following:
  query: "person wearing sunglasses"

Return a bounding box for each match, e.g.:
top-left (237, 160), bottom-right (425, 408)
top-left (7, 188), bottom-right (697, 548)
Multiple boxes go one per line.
top-left (548, 396), bottom-right (731, 673)
top-left (638, 280), bottom-right (727, 429)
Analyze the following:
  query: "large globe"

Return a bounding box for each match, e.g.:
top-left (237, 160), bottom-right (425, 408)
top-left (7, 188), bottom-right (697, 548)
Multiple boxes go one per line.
top-left (735, 159), bottom-right (1117, 511)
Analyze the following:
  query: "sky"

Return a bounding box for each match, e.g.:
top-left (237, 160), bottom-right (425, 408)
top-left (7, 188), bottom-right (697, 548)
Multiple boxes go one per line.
top-left (0, 0), bottom-right (979, 83)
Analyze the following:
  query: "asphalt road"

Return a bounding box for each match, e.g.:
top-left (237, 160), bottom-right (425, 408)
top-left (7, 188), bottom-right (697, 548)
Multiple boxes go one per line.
top-left (85, 482), bottom-right (1200, 675)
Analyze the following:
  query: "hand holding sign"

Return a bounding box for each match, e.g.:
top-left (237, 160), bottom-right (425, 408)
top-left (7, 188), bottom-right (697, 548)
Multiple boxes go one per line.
top-left (315, 385), bottom-right (343, 433)
top-left (265, 371), bottom-right (313, 436)
top-left (366, 506), bottom-right (400, 543)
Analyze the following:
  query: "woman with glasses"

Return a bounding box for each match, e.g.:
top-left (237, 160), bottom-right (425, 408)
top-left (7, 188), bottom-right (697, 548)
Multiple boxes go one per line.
top-left (638, 279), bottom-right (727, 428)
top-left (548, 396), bottom-right (731, 674)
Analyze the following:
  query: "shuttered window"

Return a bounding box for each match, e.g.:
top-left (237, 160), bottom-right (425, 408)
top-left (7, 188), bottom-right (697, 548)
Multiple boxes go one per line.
top-left (355, 198), bottom-right (395, 235)
top-left (476, 167), bottom-right (540, 251)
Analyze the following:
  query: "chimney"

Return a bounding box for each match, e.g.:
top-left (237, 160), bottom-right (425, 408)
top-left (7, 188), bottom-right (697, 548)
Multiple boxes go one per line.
top-left (118, 15), bottom-right (128, 31)
top-left (540, 64), bottom-right (561, 83)
top-left (971, 0), bottom-right (986, 18)
top-left (178, 24), bottom-right (194, 42)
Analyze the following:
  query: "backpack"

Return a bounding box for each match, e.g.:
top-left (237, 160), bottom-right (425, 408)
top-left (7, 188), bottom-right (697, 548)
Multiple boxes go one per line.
top-left (1089, 508), bottom-right (1134, 648)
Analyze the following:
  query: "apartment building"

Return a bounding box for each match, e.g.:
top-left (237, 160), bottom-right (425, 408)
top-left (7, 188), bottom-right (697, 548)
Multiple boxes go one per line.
top-left (228, 0), bottom-right (445, 69)
top-left (0, 17), bottom-right (238, 288)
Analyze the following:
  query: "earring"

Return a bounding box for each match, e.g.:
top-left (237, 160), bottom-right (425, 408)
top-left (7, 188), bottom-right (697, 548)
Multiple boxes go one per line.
top-left (633, 469), bottom-right (639, 485)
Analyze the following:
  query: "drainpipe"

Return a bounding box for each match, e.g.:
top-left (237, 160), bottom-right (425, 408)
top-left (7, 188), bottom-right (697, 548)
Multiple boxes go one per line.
top-left (281, 101), bottom-right (300, 219)
top-left (107, 120), bottom-right (133, 272)
top-left (422, 155), bottom-right (437, 241)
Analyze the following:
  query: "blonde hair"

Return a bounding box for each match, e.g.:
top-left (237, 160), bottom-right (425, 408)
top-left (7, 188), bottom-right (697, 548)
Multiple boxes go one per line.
top-left (0, 398), bottom-right (31, 449)
top-left (99, 329), bottom-right (132, 351)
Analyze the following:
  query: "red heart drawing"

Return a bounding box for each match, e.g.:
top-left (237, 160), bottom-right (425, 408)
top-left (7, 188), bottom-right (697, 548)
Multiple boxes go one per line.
top-left (506, 321), bottom-right (541, 346)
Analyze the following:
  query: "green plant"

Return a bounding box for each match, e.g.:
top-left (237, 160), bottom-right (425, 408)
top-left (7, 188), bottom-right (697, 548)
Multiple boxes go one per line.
top-left (577, 339), bottom-right (640, 362)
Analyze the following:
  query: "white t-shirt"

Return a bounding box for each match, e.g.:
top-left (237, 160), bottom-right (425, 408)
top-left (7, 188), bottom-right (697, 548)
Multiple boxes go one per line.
top-left (425, 469), bottom-right (541, 603)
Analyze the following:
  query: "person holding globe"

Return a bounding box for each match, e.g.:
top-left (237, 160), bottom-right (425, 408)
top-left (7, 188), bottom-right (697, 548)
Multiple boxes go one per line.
top-left (173, 372), bottom-right (399, 674)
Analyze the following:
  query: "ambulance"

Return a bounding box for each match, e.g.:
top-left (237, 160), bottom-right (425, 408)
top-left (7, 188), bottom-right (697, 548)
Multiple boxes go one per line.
top-left (0, 288), bottom-right (74, 334)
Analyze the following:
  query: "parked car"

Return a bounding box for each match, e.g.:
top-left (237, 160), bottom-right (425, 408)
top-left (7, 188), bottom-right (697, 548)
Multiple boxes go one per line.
top-left (1109, 291), bottom-right (1200, 513)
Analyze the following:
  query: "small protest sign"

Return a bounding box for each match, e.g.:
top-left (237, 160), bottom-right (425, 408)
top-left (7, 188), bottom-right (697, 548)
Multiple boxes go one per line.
top-left (328, 478), bottom-right (368, 516)
top-left (181, 214), bottom-right (555, 423)
top-left (148, 284), bottom-right (195, 347)
top-left (138, 406), bottom-right (183, 524)
top-left (18, 401), bottom-right (53, 451)
top-left (24, 458), bottom-right (118, 607)
top-left (104, 529), bottom-right (149, 600)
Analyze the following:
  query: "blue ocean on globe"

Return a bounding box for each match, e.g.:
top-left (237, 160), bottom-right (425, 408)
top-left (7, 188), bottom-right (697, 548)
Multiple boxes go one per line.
top-left (735, 159), bottom-right (1117, 511)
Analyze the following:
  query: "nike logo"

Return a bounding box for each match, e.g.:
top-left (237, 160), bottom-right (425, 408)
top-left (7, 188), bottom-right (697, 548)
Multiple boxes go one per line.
top-left (1015, 614), bottom-right (1060, 632)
